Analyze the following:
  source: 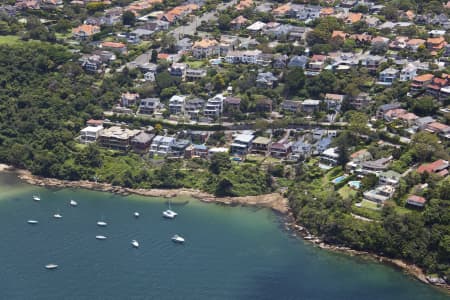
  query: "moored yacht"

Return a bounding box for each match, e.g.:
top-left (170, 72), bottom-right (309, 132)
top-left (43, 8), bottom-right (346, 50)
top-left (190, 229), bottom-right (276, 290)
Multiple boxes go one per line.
top-left (131, 240), bottom-right (139, 248)
top-left (163, 209), bottom-right (178, 219)
top-left (134, 212), bottom-right (140, 218)
top-left (27, 220), bottom-right (38, 224)
top-left (70, 200), bottom-right (78, 207)
top-left (53, 213), bottom-right (62, 219)
top-left (96, 221), bottom-right (107, 227)
top-left (96, 235), bottom-right (107, 240)
top-left (45, 264), bottom-right (58, 270)
top-left (32, 194), bottom-right (40, 201)
top-left (171, 234), bottom-right (185, 244)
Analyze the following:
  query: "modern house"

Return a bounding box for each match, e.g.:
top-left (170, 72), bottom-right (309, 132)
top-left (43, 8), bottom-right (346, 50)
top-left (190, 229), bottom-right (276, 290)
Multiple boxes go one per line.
top-left (230, 134), bottom-right (255, 155)
top-left (138, 98), bottom-right (161, 115)
top-left (319, 147), bottom-right (339, 169)
top-left (378, 67), bottom-right (398, 85)
top-left (169, 63), bottom-right (187, 79)
top-left (281, 100), bottom-right (302, 113)
top-left (270, 142), bottom-right (292, 158)
top-left (302, 99), bottom-right (320, 114)
top-left (192, 38), bottom-right (219, 58)
top-left (360, 157), bottom-right (392, 175)
top-left (98, 126), bottom-right (141, 151)
top-left (79, 126), bottom-right (104, 144)
top-left (399, 63), bottom-right (417, 82)
top-left (149, 136), bottom-right (176, 156)
top-left (121, 92), bottom-right (139, 107)
top-left (379, 170), bottom-right (401, 186)
top-left (204, 94), bottom-right (225, 118)
top-left (350, 93), bottom-right (372, 110)
top-left (363, 185), bottom-right (395, 204)
top-left (169, 95), bottom-right (187, 115)
top-left (72, 24), bottom-right (100, 40)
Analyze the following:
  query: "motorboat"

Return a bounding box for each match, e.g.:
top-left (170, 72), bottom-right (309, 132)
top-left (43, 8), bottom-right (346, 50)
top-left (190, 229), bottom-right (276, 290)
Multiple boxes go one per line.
top-left (163, 209), bottom-right (178, 219)
top-left (134, 212), bottom-right (140, 218)
top-left (96, 221), bottom-right (107, 227)
top-left (32, 195), bottom-right (40, 201)
top-left (171, 234), bottom-right (185, 244)
top-left (45, 264), bottom-right (58, 270)
top-left (27, 220), bottom-right (38, 224)
top-left (53, 213), bottom-right (62, 219)
top-left (70, 200), bottom-right (78, 207)
top-left (131, 240), bottom-right (139, 248)
top-left (96, 235), bottom-right (107, 240)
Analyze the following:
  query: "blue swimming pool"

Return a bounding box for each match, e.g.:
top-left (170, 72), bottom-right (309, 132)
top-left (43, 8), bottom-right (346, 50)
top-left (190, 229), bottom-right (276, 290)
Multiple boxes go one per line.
top-left (331, 175), bottom-right (347, 184)
top-left (348, 181), bottom-right (361, 189)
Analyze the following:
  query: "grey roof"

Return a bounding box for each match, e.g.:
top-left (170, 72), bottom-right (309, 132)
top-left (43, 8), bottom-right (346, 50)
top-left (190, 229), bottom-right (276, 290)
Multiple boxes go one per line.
top-left (132, 132), bottom-right (154, 143)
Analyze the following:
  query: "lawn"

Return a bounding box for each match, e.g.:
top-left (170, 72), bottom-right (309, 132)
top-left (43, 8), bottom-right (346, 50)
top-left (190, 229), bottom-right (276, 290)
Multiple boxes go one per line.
top-left (187, 60), bottom-right (206, 68)
top-left (0, 35), bottom-right (21, 45)
top-left (338, 185), bottom-right (357, 200)
top-left (360, 199), bottom-right (382, 210)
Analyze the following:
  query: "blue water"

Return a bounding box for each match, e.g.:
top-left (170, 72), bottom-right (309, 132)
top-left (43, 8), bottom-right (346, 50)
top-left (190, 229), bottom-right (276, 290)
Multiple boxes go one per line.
top-left (0, 173), bottom-right (447, 299)
top-left (349, 180), bottom-right (361, 189)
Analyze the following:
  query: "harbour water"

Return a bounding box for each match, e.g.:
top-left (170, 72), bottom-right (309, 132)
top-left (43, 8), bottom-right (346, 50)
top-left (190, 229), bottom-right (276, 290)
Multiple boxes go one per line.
top-left (0, 173), bottom-right (447, 299)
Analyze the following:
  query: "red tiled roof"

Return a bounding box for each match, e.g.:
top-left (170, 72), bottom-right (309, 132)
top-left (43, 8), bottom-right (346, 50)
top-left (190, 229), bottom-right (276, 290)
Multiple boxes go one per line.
top-left (417, 159), bottom-right (449, 175)
top-left (407, 195), bottom-right (426, 204)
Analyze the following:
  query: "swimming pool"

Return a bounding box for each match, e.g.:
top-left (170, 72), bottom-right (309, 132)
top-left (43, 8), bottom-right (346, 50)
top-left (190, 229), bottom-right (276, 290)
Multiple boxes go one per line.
top-left (331, 175), bottom-right (347, 184)
top-left (348, 180), bottom-right (361, 189)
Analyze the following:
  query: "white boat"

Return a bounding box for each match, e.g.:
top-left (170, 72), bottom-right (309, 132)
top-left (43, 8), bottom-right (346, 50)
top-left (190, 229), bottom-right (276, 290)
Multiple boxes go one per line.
top-left (134, 212), bottom-right (140, 218)
top-left (96, 235), bottom-right (107, 240)
top-left (45, 264), bottom-right (58, 270)
top-left (163, 209), bottom-right (178, 219)
top-left (131, 240), bottom-right (139, 248)
top-left (171, 234), bottom-right (185, 244)
top-left (96, 221), bottom-right (107, 227)
top-left (162, 199), bottom-right (178, 219)
top-left (27, 220), bottom-right (38, 224)
top-left (53, 213), bottom-right (62, 219)
top-left (70, 200), bottom-right (78, 207)
top-left (32, 195), bottom-right (40, 201)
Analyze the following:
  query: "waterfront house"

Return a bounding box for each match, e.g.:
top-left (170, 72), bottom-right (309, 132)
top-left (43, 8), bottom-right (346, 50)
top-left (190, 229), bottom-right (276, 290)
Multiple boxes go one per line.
top-left (251, 136), bottom-right (271, 154)
top-left (270, 142), bottom-right (292, 158)
top-left (98, 126), bottom-right (141, 151)
top-left (230, 134), bottom-right (255, 155)
top-left (170, 139), bottom-right (191, 157)
top-left (149, 136), bottom-right (176, 156)
top-left (131, 132), bottom-right (155, 153)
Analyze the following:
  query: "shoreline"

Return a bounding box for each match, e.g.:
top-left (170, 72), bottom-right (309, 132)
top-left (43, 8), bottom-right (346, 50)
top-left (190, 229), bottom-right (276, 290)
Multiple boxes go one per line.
top-left (1, 163), bottom-right (448, 292)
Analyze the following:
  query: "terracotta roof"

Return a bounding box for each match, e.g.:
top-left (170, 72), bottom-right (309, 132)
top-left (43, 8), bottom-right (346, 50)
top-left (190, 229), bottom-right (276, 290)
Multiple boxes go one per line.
top-left (193, 38), bottom-right (218, 49)
top-left (406, 38), bottom-right (425, 46)
top-left (426, 122), bottom-right (450, 132)
top-left (231, 15), bottom-right (248, 25)
top-left (427, 37), bottom-right (445, 44)
top-left (346, 12), bottom-right (362, 23)
top-left (236, 0), bottom-right (253, 10)
top-left (273, 3), bottom-right (291, 15)
top-left (157, 53), bottom-right (169, 60)
top-left (331, 30), bottom-right (346, 40)
top-left (350, 149), bottom-right (368, 159)
top-left (72, 24), bottom-right (100, 36)
top-left (320, 7), bottom-right (334, 15)
top-left (311, 54), bottom-right (326, 61)
top-left (398, 113), bottom-right (418, 121)
top-left (405, 10), bottom-right (415, 20)
top-left (417, 159), bottom-right (449, 175)
top-left (102, 41), bottom-right (126, 48)
top-left (413, 74), bottom-right (434, 82)
top-left (407, 195), bottom-right (426, 204)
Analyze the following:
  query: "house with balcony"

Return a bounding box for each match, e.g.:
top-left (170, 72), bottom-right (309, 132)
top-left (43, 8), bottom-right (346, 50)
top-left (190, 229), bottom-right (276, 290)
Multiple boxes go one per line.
top-left (319, 147), bottom-right (339, 169)
top-left (169, 63), bottom-right (187, 79)
top-left (426, 37), bottom-right (447, 52)
top-left (361, 55), bottom-right (385, 73)
top-left (169, 95), bottom-right (187, 115)
top-left (270, 142), bottom-right (292, 158)
top-left (379, 170), bottom-right (401, 186)
top-left (281, 100), bottom-right (302, 113)
top-left (251, 136), bottom-right (271, 154)
top-left (324, 93), bottom-right (344, 112)
top-left (406, 195), bottom-right (427, 208)
top-left (306, 54), bottom-right (326, 76)
top-left (72, 24), bottom-right (100, 40)
top-left (98, 126), bottom-right (141, 151)
top-left (288, 55), bottom-right (308, 69)
top-left (131, 132), bottom-right (155, 153)
top-left (360, 157), bottom-right (392, 175)
top-left (291, 140), bottom-right (312, 161)
top-left (405, 39), bottom-right (425, 52)
top-left (410, 74), bottom-right (434, 94)
top-left (149, 136), bottom-right (176, 156)
top-left (204, 94), bottom-right (224, 118)
top-left (225, 50), bottom-right (262, 64)
top-left (185, 98), bottom-right (205, 120)
top-left (79, 126), bottom-right (104, 144)
top-left (186, 68), bottom-right (206, 81)
top-left (399, 63), bottom-right (417, 81)
top-left (224, 97), bottom-right (241, 115)
top-left (256, 72), bottom-right (278, 88)
top-left (192, 38), bottom-right (219, 58)
top-left (230, 134), bottom-right (255, 155)
top-left (363, 185), bottom-right (395, 204)
top-left (138, 98), bottom-right (161, 115)
top-left (170, 139), bottom-right (191, 157)
top-left (377, 67), bottom-right (398, 86)
top-left (121, 92), bottom-right (139, 107)
top-left (350, 92), bottom-right (372, 110)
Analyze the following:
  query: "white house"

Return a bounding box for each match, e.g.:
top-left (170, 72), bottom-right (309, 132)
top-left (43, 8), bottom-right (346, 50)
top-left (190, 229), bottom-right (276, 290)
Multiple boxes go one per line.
top-left (204, 94), bottom-right (225, 118)
top-left (169, 95), bottom-right (187, 115)
top-left (80, 126), bottom-right (103, 144)
top-left (378, 67), bottom-right (399, 85)
top-left (399, 63), bottom-right (417, 81)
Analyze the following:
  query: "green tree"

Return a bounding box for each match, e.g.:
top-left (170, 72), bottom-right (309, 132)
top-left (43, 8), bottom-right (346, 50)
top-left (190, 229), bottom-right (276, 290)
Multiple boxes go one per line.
top-left (151, 49), bottom-right (158, 63)
top-left (283, 67), bottom-right (305, 96)
top-left (122, 11), bottom-right (136, 26)
top-left (410, 132), bottom-right (447, 162)
top-left (347, 111), bottom-right (369, 137)
top-left (209, 152), bottom-right (231, 175)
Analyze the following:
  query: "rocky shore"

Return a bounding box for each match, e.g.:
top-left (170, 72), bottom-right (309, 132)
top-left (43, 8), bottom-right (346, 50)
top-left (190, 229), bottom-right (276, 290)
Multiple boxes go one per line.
top-left (284, 221), bottom-right (449, 292)
top-left (1, 164), bottom-right (448, 292)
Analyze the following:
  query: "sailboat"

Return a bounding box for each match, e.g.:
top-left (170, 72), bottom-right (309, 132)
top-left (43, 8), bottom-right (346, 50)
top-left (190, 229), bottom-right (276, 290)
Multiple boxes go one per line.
top-left (134, 212), bottom-right (140, 218)
top-left (131, 240), bottom-right (139, 248)
top-left (32, 193), bottom-right (41, 201)
top-left (162, 199), bottom-right (178, 219)
top-left (171, 234), bottom-right (185, 244)
top-left (53, 210), bottom-right (62, 219)
top-left (69, 200), bottom-right (78, 207)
